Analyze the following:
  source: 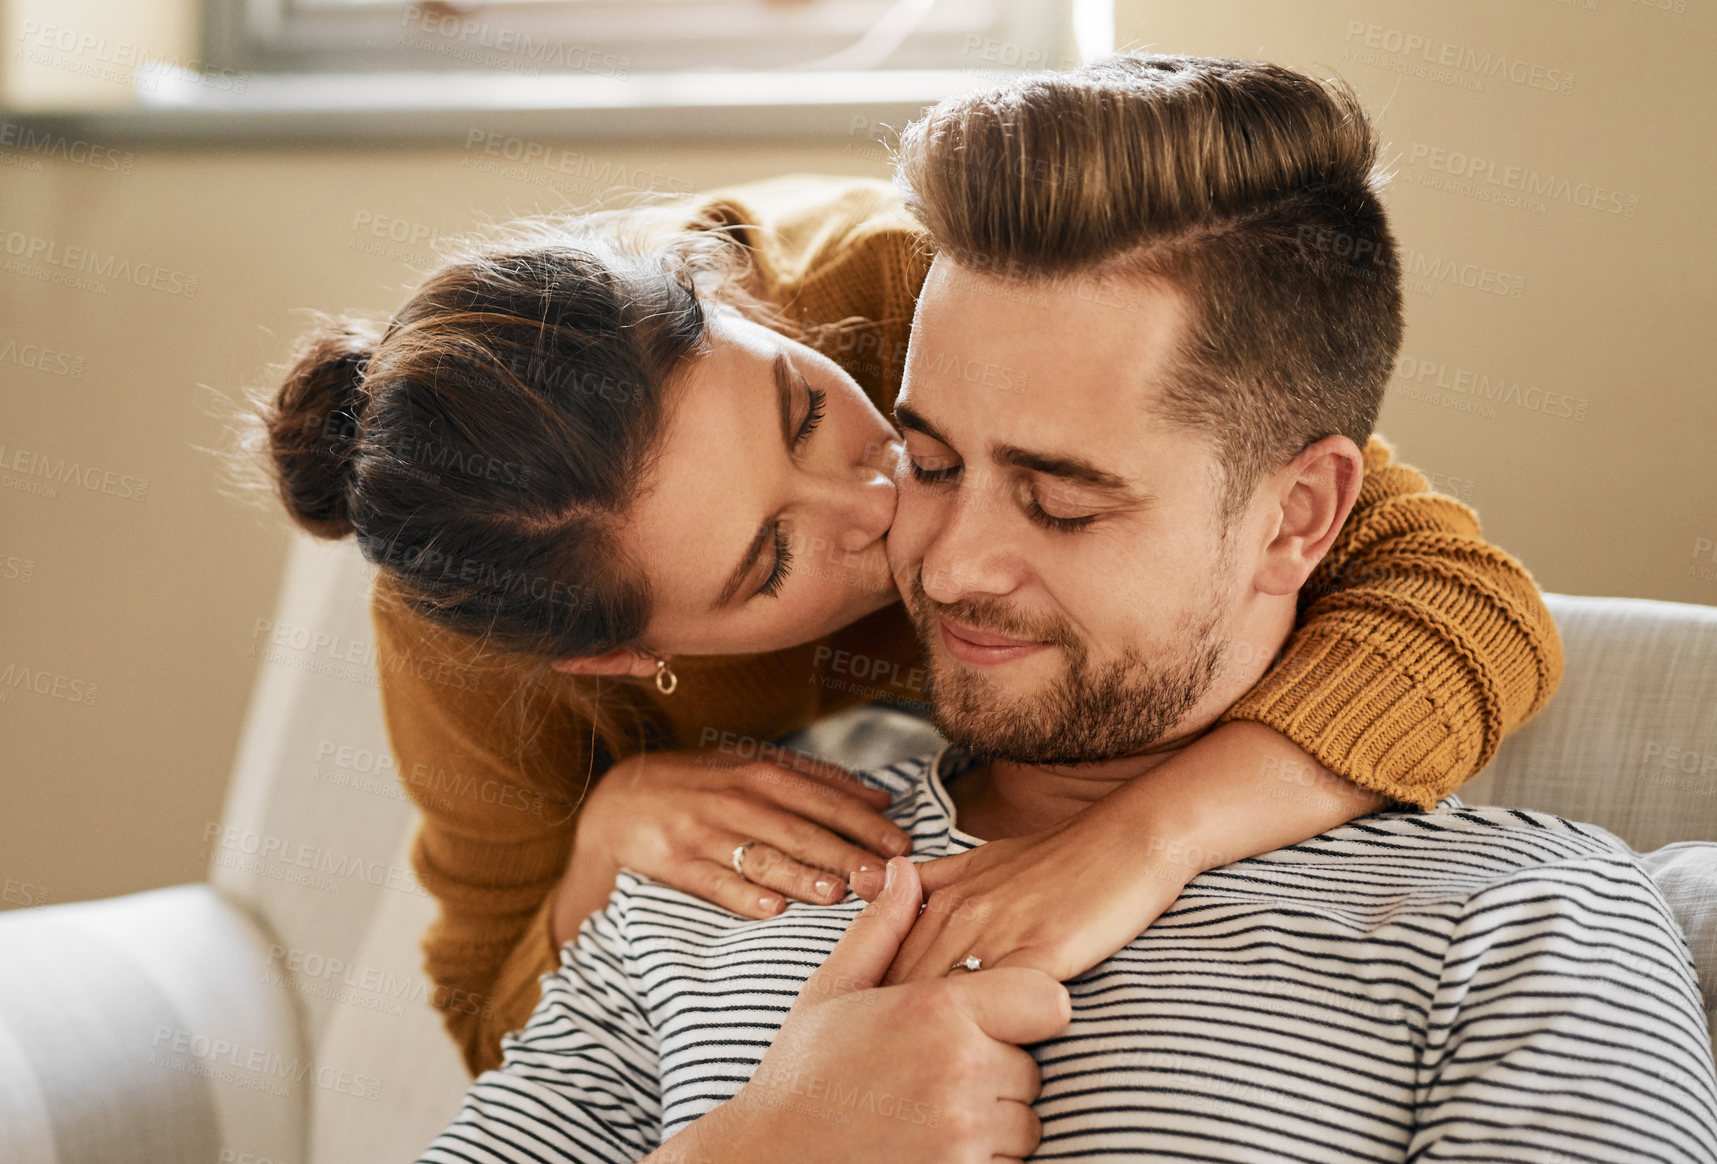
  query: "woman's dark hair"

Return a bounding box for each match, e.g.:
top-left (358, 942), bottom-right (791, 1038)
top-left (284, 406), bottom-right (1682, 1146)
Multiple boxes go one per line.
top-left (246, 217), bottom-right (761, 671)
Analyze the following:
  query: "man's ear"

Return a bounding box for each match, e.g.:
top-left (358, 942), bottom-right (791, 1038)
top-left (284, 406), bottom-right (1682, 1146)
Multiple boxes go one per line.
top-left (1253, 434), bottom-right (1365, 597)
top-left (549, 647), bottom-right (659, 679)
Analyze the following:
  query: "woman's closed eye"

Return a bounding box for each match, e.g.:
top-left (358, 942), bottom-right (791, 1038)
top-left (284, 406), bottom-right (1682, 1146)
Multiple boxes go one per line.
top-left (756, 525), bottom-right (794, 599)
top-left (794, 380), bottom-right (826, 449)
top-left (751, 376), bottom-right (824, 601)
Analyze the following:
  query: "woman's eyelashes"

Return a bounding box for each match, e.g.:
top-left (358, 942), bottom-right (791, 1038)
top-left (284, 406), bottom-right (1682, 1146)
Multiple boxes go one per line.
top-left (794, 378), bottom-right (825, 449)
top-left (756, 525), bottom-right (794, 599)
top-left (752, 377), bottom-right (823, 603)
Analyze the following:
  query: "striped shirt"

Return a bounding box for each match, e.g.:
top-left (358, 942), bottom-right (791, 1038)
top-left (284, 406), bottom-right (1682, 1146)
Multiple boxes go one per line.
top-left (419, 747), bottom-right (1717, 1163)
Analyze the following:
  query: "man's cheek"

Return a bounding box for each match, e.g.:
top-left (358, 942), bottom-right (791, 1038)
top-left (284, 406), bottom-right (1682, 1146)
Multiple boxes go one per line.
top-left (883, 491), bottom-right (937, 585)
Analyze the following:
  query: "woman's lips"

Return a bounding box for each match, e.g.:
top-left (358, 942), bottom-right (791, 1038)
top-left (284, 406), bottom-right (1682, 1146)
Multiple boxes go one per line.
top-left (938, 617), bottom-right (1050, 666)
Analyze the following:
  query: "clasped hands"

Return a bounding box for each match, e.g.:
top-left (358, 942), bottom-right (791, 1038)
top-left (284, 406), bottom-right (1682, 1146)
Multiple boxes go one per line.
top-left (564, 742), bottom-right (1203, 987)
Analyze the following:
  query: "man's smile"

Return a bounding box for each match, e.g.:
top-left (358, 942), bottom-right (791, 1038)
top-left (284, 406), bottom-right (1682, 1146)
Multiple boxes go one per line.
top-left (938, 616), bottom-right (1052, 666)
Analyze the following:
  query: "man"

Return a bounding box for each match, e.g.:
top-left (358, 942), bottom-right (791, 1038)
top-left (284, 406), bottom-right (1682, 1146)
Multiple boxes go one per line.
top-left (418, 54), bottom-right (1717, 1162)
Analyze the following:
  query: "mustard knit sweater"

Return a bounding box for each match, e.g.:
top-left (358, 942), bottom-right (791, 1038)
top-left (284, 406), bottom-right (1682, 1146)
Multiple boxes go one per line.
top-left (367, 176), bottom-right (1564, 1077)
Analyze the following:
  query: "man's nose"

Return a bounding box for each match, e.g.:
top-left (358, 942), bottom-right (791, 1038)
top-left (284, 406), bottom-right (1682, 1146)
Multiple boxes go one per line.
top-left (920, 475), bottom-right (1017, 603)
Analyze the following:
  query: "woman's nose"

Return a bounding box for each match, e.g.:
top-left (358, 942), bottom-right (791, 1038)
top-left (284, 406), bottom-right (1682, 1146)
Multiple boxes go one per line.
top-left (827, 463), bottom-right (897, 553)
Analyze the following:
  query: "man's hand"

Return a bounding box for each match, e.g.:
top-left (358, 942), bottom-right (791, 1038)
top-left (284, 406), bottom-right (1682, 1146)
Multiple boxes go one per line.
top-left (647, 855), bottom-right (1072, 1164)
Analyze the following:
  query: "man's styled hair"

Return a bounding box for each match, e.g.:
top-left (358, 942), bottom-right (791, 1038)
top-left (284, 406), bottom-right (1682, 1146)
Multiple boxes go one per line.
top-left (894, 52), bottom-right (1404, 517)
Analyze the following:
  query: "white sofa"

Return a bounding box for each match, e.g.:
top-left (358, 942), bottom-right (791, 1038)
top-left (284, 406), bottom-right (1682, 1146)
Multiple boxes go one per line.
top-left (2, 531), bottom-right (1715, 1164)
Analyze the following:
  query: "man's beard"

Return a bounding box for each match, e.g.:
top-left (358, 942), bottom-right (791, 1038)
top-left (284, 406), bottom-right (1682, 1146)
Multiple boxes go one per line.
top-left (902, 575), bottom-right (1230, 766)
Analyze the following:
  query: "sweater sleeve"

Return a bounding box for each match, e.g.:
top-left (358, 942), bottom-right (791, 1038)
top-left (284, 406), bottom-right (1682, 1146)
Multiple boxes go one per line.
top-left (1219, 435), bottom-right (1564, 809)
top-left (681, 173), bottom-right (931, 412)
top-left (415, 885), bottom-right (662, 1164)
top-left (369, 581), bottom-right (596, 1077)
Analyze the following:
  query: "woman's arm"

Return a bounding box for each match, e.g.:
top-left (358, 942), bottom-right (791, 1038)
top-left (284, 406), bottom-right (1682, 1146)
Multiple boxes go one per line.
top-left (1220, 433), bottom-right (1562, 807)
top-left (375, 580), bottom-right (915, 1076)
top-left (370, 579), bottom-right (591, 1077)
top-left (876, 436), bottom-right (1565, 984)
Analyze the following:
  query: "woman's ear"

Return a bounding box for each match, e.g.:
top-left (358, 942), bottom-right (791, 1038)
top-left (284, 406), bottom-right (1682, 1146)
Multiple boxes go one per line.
top-left (550, 648), bottom-right (660, 679)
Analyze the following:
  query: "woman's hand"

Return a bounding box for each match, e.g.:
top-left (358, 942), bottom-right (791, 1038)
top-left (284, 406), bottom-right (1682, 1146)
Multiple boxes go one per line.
top-left (554, 745), bottom-right (914, 945)
top-left (873, 805), bottom-right (1198, 987)
top-left (645, 857), bottom-right (1071, 1164)
top-left (865, 721), bottom-right (1389, 986)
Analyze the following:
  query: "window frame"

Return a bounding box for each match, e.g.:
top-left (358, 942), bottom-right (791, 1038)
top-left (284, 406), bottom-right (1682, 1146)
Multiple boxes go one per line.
top-left (202, 0), bottom-right (1079, 79)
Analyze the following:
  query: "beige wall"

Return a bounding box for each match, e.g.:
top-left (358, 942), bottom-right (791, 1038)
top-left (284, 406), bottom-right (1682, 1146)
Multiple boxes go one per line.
top-left (2, 0), bottom-right (1713, 911)
top-left (1114, 0), bottom-right (1717, 598)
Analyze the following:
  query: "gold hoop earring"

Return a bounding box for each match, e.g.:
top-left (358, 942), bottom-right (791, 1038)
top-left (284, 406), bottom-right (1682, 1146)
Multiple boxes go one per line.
top-left (653, 656), bottom-right (678, 696)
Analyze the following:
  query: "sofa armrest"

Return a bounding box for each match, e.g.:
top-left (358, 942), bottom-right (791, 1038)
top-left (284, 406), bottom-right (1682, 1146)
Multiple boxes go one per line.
top-left (0, 884), bottom-right (307, 1164)
top-left (1638, 843), bottom-right (1717, 1053)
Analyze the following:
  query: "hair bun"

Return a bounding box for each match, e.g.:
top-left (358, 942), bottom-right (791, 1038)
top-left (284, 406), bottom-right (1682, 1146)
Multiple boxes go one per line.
top-left (266, 315), bottom-right (382, 538)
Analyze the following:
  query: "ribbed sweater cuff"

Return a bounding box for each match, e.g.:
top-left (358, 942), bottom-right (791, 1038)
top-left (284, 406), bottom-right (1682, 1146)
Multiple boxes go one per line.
top-left (1219, 618), bottom-right (1490, 811)
top-left (464, 890), bottom-right (562, 1077)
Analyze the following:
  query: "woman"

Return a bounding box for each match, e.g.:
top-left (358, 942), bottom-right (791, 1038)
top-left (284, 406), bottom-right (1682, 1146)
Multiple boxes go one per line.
top-left (250, 174), bottom-right (1561, 1079)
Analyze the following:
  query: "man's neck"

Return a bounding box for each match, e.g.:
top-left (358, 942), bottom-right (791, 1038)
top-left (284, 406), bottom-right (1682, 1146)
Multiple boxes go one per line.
top-left (947, 729), bottom-right (1212, 840)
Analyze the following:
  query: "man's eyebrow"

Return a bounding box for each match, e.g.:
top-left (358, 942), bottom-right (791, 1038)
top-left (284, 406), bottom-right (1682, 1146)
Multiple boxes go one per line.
top-left (900, 400), bottom-right (1144, 499)
top-left (994, 444), bottom-right (1135, 493)
top-left (893, 402), bottom-right (952, 446)
top-left (715, 522), bottom-right (772, 610)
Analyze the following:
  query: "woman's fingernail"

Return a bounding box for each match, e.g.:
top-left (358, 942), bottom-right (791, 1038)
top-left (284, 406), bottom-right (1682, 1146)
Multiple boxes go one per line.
top-left (885, 833), bottom-right (910, 857)
top-left (759, 895), bottom-right (780, 913)
top-left (813, 877), bottom-right (834, 897)
top-left (847, 866), bottom-right (885, 899)
top-left (883, 858), bottom-right (898, 894)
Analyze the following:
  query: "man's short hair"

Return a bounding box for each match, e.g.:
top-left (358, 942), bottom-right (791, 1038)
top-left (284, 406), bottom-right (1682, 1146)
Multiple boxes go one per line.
top-left (893, 52), bottom-right (1405, 518)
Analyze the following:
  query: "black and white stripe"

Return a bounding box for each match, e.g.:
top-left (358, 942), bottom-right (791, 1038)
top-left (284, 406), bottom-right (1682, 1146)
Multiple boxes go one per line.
top-left (419, 748), bottom-right (1717, 1163)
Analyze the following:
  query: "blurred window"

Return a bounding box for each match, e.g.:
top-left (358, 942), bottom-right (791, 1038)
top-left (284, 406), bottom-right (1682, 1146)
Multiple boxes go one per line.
top-left (205, 0), bottom-right (1073, 77)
